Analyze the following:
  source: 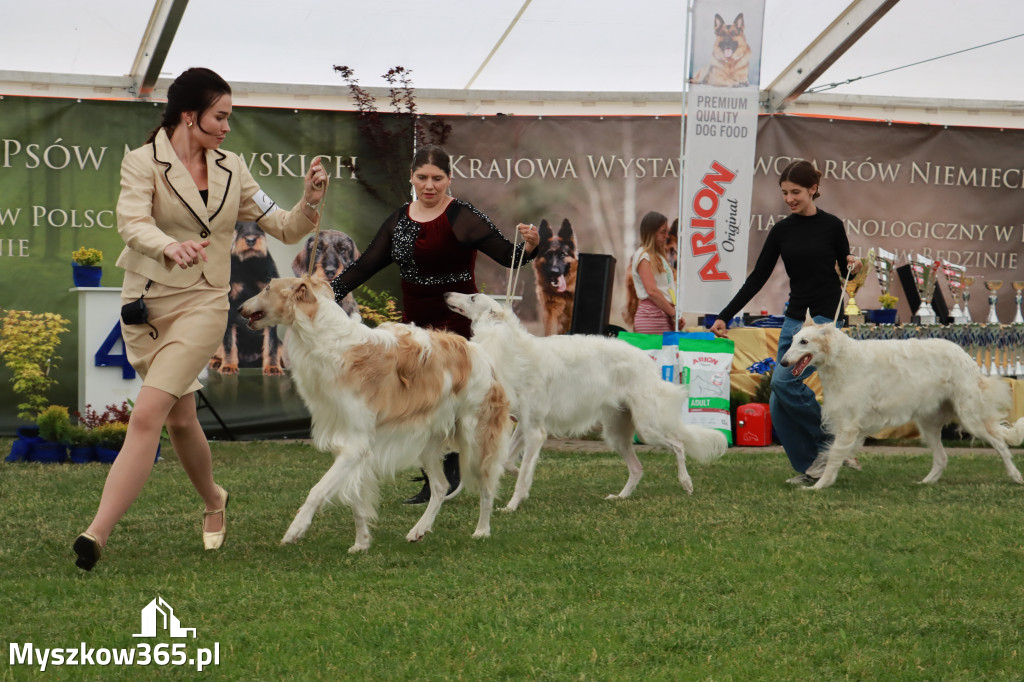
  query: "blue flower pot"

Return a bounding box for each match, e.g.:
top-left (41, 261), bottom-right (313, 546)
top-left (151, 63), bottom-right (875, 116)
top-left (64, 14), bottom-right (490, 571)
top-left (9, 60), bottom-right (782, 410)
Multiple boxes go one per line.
top-left (72, 263), bottom-right (102, 287)
top-left (95, 445), bottom-right (120, 464)
top-left (69, 444), bottom-right (97, 464)
top-left (29, 441), bottom-right (68, 463)
top-left (870, 308), bottom-right (898, 325)
top-left (6, 426), bottom-right (44, 462)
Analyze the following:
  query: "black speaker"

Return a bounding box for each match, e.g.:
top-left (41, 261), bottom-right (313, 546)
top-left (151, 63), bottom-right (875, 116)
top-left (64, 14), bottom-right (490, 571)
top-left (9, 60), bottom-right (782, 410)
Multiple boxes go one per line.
top-left (897, 263), bottom-right (952, 324)
top-left (570, 253), bottom-right (617, 335)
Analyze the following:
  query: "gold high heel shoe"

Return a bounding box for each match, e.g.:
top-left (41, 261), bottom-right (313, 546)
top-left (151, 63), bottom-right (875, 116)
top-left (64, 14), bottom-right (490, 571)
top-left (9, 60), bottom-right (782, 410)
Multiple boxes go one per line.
top-left (202, 485), bottom-right (229, 550)
top-left (73, 532), bottom-right (103, 571)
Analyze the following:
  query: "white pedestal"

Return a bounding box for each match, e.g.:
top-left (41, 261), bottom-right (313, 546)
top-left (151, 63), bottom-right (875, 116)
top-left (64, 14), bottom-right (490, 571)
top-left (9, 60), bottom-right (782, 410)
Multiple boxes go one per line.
top-left (73, 287), bottom-right (143, 416)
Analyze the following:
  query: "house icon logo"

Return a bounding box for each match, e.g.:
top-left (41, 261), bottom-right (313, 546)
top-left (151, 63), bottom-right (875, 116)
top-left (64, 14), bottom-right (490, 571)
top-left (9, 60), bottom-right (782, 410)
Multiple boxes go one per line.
top-left (133, 597), bottom-right (197, 639)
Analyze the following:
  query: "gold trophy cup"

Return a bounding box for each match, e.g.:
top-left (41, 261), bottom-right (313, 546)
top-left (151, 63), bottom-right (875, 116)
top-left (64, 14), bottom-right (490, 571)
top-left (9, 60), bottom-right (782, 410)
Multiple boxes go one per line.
top-left (843, 254), bottom-right (871, 323)
top-left (1013, 281), bottom-right (1024, 325)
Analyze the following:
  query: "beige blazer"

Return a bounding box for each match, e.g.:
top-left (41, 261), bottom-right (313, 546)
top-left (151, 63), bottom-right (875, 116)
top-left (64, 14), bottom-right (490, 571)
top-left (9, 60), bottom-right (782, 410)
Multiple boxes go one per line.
top-left (115, 128), bottom-right (315, 287)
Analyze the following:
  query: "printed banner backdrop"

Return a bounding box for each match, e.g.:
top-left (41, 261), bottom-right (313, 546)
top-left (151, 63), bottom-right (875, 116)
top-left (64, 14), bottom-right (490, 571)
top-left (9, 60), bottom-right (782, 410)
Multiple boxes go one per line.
top-left (2, 96), bottom-right (1024, 436)
top-left (679, 0), bottom-right (766, 314)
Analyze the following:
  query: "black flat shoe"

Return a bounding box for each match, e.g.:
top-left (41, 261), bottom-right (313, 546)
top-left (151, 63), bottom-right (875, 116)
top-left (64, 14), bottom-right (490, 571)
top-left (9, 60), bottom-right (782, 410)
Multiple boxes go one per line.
top-left (73, 533), bottom-right (102, 572)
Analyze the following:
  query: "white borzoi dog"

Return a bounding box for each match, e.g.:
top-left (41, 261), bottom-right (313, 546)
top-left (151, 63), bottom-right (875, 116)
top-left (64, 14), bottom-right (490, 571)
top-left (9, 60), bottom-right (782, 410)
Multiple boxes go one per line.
top-left (780, 312), bottom-right (1024, 490)
top-left (444, 292), bottom-right (727, 510)
top-left (238, 276), bottom-right (510, 552)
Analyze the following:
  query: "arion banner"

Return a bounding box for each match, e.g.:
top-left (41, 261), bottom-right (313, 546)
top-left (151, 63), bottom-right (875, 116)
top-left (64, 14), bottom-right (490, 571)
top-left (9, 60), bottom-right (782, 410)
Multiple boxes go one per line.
top-left (678, 0), bottom-right (766, 315)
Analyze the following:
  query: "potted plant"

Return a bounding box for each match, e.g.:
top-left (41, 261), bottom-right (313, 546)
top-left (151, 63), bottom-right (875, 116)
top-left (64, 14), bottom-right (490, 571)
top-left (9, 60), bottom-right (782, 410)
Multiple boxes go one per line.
top-left (875, 293), bottom-right (899, 325)
top-left (71, 246), bottom-right (103, 287)
top-left (92, 422), bottom-right (128, 463)
top-left (65, 423), bottom-right (99, 464)
top-left (0, 309), bottom-right (70, 421)
top-left (33, 404), bottom-right (71, 463)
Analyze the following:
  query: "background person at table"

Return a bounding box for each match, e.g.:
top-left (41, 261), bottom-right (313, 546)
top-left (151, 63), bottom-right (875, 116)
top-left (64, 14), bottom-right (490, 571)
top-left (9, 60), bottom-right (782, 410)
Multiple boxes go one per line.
top-left (710, 159), bottom-right (860, 484)
top-left (627, 210), bottom-right (683, 333)
top-left (330, 144), bottom-right (539, 504)
top-left (73, 67), bottom-right (326, 571)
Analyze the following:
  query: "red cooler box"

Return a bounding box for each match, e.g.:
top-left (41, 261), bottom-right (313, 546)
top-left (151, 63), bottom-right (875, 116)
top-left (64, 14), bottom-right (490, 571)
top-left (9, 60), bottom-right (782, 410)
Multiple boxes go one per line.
top-left (736, 403), bottom-right (772, 446)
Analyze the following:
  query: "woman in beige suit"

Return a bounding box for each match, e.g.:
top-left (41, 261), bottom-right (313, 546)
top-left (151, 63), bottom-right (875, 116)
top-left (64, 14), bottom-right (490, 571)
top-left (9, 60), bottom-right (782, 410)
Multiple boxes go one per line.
top-left (73, 67), bottom-right (327, 571)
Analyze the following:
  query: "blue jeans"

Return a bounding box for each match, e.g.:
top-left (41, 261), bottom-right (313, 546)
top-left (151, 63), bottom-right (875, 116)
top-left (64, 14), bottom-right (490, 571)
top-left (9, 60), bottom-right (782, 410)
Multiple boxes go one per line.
top-left (770, 315), bottom-right (837, 473)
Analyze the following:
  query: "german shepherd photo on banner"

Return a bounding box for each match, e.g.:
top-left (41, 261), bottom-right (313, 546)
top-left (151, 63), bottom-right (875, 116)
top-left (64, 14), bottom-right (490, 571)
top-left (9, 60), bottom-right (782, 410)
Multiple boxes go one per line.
top-left (690, 13), bottom-right (753, 88)
top-left (533, 218), bottom-right (578, 336)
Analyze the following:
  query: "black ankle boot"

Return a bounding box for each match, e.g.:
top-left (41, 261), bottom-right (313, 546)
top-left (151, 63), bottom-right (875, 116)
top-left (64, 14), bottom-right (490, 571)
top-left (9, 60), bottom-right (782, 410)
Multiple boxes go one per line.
top-left (402, 454), bottom-right (462, 505)
top-left (442, 452), bottom-right (462, 500)
top-left (403, 472), bottom-right (431, 505)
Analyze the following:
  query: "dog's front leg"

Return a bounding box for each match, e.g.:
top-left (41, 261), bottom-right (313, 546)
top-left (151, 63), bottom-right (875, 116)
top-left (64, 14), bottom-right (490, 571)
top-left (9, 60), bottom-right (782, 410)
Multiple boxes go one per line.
top-left (503, 426), bottom-right (547, 511)
top-left (809, 430), bottom-right (859, 490)
top-left (282, 451), bottom-right (361, 546)
top-left (406, 455), bottom-right (448, 542)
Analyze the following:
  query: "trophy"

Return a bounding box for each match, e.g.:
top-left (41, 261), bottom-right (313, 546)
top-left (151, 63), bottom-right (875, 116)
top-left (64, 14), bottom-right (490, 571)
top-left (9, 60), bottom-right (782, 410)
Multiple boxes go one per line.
top-left (985, 279), bottom-right (1003, 324)
top-left (909, 254), bottom-right (941, 325)
top-left (962, 276), bottom-right (975, 323)
top-left (843, 250), bottom-right (872, 324)
top-left (1013, 282), bottom-right (1024, 325)
top-left (941, 260), bottom-right (967, 324)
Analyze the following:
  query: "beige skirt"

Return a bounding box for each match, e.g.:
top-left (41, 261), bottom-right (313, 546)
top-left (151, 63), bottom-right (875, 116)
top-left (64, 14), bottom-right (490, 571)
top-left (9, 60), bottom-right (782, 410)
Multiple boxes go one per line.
top-left (121, 270), bottom-right (229, 398)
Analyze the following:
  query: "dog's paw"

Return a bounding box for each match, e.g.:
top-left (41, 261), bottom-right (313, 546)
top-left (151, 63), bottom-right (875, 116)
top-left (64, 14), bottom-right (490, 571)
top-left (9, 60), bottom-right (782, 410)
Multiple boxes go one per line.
top-left (263, 365), bottom-right (285, 377)
top-left (406, 528), bottom-right (430, 543)
top-left (218, 363), bottom-right (239, 375)
top-left (1010, 469), bottom-right (1024, 485)
top-left (348, 543), bottom-right (369, 553)
top-left (472, 529), bottom-right (491, 539)
top-left (604, 493), bottom-right (622, 501)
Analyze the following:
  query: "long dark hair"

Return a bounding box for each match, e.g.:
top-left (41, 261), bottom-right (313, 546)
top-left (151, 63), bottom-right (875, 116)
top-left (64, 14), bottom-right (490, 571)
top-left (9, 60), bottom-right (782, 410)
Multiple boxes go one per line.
top-left (145, 67), bottom-right (231, 144)
top-left (779, 159), bottom-right (822, 199)
top-left (410, 144), bottom-right (451, 176)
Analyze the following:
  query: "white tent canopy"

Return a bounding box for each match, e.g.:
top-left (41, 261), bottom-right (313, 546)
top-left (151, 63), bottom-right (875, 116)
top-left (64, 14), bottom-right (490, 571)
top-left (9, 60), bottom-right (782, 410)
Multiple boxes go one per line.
top-left (2, 0), bottom-right (1023, 124)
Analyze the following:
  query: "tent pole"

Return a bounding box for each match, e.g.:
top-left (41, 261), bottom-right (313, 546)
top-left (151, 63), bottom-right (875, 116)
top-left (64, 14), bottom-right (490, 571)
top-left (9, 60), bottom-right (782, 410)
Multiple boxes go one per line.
top-left (676, 0), bottom-right (694, 331)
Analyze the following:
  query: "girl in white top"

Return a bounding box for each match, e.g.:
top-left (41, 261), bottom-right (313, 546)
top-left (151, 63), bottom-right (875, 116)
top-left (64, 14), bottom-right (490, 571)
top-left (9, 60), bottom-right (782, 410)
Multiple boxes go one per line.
top-left (630, 211), bottom-right (682, 333)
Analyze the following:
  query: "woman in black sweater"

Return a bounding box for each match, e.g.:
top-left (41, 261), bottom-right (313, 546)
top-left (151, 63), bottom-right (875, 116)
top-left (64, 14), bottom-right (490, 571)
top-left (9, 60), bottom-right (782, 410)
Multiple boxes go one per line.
top-left (710, 160), bottom-right (860, 484)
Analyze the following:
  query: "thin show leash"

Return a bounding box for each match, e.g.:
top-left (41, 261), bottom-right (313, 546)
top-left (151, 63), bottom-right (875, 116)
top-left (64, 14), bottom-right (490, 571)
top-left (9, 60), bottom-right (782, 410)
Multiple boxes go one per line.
top-left (305, 169), bottom-right (329, 278)
top-left (504, 225), bottom-right (530, 310)
top-left (833, 263), bottom-right (853, 325)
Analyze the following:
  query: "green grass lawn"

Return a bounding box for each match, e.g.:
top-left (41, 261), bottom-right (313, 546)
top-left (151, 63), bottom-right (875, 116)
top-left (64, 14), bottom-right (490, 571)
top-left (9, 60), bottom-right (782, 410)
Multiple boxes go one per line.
top-left (2, 439), bottom-right (1023, 681)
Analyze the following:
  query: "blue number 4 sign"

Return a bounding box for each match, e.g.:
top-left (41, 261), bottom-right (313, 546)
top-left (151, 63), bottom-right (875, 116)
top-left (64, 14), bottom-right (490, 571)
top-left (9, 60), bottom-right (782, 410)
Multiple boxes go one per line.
top-left (95, 321), bottom-right (137, 379)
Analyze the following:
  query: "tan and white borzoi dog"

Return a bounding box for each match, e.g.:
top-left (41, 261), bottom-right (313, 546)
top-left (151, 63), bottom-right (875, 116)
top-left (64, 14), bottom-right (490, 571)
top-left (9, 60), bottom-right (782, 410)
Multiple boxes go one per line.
top-left (238, 276), bottom-right (510, 552)
top-left (444, 292), bottom-right (727, 510)
top-left (780, 313), bottom-right (1024, 490)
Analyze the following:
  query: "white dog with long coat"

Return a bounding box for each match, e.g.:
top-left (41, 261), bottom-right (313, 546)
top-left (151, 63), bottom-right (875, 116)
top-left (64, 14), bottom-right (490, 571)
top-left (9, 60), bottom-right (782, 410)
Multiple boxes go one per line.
top-left (781, 312), bottom-right (1024, 489)
top-left (238, 276), bottom-right (510, 552)
top-left (444, 292), bottom-right (727, 509)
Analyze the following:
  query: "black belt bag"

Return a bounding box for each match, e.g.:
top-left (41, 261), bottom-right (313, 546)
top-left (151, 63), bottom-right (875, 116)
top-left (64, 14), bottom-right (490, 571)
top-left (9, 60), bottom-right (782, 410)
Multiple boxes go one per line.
top-left (121, 279), bottom-right (159, 339)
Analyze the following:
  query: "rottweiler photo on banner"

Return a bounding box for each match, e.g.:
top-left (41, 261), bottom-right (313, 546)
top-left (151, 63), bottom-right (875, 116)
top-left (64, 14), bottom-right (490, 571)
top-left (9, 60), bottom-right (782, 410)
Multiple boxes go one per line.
top-left (680, 0), bottom-right (766, 315)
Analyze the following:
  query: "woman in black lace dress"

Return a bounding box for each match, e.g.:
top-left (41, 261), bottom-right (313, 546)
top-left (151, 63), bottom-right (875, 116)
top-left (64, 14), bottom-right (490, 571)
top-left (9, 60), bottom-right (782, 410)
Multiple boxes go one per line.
top-left (331, 145), bottom-right (540, 503)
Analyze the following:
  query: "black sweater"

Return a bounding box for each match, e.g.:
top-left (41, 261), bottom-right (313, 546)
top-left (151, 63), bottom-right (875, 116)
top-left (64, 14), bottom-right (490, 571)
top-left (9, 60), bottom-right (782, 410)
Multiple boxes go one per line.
top-left (717, 208), bottom-right (850, 322)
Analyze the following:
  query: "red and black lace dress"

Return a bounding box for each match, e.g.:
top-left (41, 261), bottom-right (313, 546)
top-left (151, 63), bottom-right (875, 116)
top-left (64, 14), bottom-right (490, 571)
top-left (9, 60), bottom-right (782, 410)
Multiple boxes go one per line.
top-left (330, 198), bottom-right (534, 339)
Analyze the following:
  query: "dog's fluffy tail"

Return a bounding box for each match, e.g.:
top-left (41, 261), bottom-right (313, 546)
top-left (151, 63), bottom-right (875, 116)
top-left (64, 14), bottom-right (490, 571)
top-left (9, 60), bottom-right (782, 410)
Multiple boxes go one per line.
top-left (972, 375), bottom-right (1024, 446)
top-left (459, 382), bottom-right (511, 494)
top-left (635, 382), bottom-right (728, 463)
top-left (999, 417), bottom-right (1024, 446)
top-left (679, 425), bottom-right (729, 463)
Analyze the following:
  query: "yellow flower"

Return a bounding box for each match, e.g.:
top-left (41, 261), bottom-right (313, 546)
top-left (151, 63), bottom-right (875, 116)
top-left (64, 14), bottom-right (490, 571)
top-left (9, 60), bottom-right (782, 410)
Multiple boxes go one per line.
top-left (72, 247), bottom-right (103, 266)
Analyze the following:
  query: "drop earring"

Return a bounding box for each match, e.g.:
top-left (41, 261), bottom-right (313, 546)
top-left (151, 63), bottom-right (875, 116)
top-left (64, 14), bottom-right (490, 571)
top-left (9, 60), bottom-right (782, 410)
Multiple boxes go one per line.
top-left (187, 120), bottom-right (193, 128)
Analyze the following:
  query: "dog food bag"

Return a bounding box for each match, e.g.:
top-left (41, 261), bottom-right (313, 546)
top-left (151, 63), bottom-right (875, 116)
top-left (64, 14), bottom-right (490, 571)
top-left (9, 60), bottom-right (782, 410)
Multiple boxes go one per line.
top-left (677, 338), bottom-right (735, 444)
top-left (617, 332), bottom-right (674, 382)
